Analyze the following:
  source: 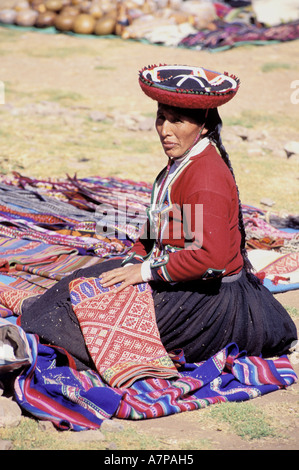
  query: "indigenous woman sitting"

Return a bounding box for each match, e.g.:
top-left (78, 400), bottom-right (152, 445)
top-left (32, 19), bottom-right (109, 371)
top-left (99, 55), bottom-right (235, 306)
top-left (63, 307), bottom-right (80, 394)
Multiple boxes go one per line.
top-left (21, 65), bottom-right (297, 370)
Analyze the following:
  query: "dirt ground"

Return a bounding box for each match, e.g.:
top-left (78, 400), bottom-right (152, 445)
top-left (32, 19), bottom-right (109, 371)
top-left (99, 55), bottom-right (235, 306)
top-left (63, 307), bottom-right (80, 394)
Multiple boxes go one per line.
top-left (0, 16), bottom-right (298, 451)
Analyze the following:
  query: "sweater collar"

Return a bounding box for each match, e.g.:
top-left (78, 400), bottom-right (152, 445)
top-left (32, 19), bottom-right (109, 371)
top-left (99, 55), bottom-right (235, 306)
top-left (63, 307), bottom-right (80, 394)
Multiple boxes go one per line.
top-left (172, 137), bottom-right (210, 169)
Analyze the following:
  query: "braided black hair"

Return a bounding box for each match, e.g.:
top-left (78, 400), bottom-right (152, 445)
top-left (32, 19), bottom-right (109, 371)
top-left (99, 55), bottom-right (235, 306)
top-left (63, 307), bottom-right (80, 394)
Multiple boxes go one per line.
top-left (159, 104), bottom-right (258, 281)
top-left (204, 108), bottom-right (255, 278)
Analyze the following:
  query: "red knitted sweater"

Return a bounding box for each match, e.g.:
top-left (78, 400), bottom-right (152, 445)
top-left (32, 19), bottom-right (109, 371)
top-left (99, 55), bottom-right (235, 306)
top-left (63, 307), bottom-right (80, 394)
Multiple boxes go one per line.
top-left (129, 143), bottom-right (243, 282)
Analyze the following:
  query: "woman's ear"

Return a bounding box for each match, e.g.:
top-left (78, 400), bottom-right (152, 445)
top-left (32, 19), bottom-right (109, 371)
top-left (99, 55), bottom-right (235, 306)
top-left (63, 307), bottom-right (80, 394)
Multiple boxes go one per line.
top-left (201, 127), bottom-right (208, 136)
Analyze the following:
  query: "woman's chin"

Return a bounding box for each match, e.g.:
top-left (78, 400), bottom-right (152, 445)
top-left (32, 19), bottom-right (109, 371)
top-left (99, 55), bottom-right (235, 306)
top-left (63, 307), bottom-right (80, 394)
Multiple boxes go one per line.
top-left (163, 148), bottom-right (181, 159)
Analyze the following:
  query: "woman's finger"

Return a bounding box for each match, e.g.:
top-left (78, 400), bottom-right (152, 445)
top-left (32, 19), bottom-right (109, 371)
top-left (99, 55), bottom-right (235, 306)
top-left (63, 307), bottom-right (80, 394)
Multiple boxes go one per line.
top-left (99, 265), bottom-right (143, 289)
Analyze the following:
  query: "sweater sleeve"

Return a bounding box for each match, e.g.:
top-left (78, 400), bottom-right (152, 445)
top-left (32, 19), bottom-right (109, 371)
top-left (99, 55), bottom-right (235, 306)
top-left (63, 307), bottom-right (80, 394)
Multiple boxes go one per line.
top-left (121, 219), bottom-right (154, 264)
top-left (150, 189), bottom-right (232, 282)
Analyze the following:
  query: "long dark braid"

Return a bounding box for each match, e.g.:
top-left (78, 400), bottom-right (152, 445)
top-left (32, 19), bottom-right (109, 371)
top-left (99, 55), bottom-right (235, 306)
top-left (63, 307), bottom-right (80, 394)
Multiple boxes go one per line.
top-left (203, 108), bottom-right (259, 282)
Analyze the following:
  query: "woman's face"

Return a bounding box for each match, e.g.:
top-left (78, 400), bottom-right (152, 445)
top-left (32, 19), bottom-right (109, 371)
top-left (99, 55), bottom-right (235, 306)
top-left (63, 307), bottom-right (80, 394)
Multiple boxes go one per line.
top-left (155, 104), bottom-right (206, 159)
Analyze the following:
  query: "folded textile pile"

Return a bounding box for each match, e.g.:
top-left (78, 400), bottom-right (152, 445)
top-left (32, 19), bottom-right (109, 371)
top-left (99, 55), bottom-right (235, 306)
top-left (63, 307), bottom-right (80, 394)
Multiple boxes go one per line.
top-left (179, 19), bottom-right (299, 51)
top-left (0, 237), bottom-right (104, 292)
top-left (243, 205), bottom-right (299, 292)
top-left (69, 277), bottom-right (179, 388)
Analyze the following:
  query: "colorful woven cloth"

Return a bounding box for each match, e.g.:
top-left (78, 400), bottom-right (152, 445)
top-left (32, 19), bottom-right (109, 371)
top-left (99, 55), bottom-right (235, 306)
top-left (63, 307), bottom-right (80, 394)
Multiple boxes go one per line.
top-left (179, 20), bottom-right (299, 51)
top-left (0, 282), bottom-right (39, 316)
top-left (12, 339), bottom-right (297, 430)
top-left (248, 249), bottom-right (299, 292)
top-left (0, 236), bottom-right (105, 300)
top-left (69, 277), bottom-right (179, 388)
top-left (117, 343), bottom-right (297, 420)
top-left (14, 334), bottom-right (122, 431)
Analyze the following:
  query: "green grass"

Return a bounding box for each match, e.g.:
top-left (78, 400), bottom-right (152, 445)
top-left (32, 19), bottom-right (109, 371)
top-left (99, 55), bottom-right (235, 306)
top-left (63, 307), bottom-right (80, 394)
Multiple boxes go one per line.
top-left (0, 104), bottom-right (298, 212)
top-left (38, 88), bottom-right (85, 103)
top-left (94, 65), bottom-right (116, 71)
top-left (225, 110), bottom-right (298, 131)
top-left (232, 148), bottom-right (299, 213)
top-left (22, 45), bottom-right (99, 59)
top-left (0, 27), bottom-right (24, 41)
top-left (286, 306), bottom-right (299, 319)
top-left (209, 402), bottom-right (279, 440)
top-left (261, 62), bottom-right (293, 73)
top-left (0, 417), bottom-right (210, 450)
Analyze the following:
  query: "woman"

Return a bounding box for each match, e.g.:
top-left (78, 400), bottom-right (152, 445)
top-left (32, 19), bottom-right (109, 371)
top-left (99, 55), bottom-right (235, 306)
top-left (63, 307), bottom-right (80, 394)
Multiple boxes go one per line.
top-left (21, 65), bottom-right (297, 369)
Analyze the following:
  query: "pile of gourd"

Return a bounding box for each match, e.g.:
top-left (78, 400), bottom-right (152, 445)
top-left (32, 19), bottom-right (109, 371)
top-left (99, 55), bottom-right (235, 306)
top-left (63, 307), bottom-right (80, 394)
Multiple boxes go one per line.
top-left (0, 0), bottom-right (212, 38)
top-left (0, 0), bottom-right (138, 35)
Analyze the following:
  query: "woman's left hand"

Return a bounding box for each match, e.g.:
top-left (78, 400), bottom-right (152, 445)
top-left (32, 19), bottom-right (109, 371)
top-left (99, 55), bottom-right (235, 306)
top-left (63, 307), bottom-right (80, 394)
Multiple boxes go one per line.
top-left (99, 264), bottom-right (143, 293)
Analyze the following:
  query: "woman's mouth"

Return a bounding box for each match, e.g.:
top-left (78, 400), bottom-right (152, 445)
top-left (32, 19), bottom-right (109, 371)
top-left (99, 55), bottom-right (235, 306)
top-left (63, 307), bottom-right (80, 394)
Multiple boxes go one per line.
top-left (162, 141), bottom-right (176, 150)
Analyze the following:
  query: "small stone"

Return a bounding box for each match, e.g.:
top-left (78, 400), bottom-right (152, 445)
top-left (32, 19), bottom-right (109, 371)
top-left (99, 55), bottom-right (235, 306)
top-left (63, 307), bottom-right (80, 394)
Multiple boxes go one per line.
top-left (101, 419), bottom-right (124, 432)
top-left (0, 439), bottom-right (13, 450)
top-left (106, 441), bottom-right (118, 450)
top-left (138, 117), bottom-right (155, 131)
top-left (66, 429), bottom-right (105, 442)
top-left (89, 111), bottom-right (107, 122)
top-left (38, 420), bottom-right (57, 432)
top-left (284, 141), bottom-right (299, 158)
top-left (0, 397), bottom-right (22, 428)
top-left (233, 125), bottom-right (249, 141)
top-left (260, 197), bottom-right (275, 207)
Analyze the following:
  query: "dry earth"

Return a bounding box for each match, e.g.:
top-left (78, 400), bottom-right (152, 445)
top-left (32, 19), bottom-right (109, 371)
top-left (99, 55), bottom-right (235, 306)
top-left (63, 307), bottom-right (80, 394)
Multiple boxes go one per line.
top-left (0, 11), bottom-right (298, 451)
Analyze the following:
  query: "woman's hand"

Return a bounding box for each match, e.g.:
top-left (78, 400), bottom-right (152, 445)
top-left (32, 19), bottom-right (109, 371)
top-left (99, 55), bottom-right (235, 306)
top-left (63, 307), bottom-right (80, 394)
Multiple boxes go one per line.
top-left (99, 264), bottom-right (143, 293)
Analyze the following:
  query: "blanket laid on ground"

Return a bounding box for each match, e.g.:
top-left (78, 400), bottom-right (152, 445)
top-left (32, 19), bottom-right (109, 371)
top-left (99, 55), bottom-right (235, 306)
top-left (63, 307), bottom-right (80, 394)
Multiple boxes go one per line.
top-left (9, 329), bottom-right (296, 431)
top-left (179, 19), bottom-right (299, 51)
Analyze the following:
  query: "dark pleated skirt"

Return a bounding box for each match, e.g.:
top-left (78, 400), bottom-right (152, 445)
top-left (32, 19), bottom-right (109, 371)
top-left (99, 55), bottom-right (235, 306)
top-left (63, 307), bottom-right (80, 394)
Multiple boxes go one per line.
top-left (20, 258), bottom-right (297, 369)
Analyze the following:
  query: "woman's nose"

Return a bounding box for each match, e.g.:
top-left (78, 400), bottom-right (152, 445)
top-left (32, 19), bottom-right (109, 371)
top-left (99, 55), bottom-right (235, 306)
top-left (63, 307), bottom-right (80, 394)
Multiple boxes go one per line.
top-left (161, 120), bottom-right (172, 136)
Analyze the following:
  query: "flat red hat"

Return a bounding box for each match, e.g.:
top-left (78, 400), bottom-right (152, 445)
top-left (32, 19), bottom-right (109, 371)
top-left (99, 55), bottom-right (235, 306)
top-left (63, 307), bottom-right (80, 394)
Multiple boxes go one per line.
top-left (139, 64), bottom-right (240, 109)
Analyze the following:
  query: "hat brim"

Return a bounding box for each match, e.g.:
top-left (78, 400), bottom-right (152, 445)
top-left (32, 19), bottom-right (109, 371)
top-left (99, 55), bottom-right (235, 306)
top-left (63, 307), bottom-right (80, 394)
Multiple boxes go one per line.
top-left (139, 65), bottom-right (240, 109)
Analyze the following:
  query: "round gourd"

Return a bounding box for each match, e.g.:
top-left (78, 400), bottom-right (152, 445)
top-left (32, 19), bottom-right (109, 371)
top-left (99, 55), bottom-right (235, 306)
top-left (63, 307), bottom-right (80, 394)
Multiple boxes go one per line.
top-left (30, 0), bottom-right (44, 6)
top-left (80, 1), bottom-right (91, 13)
top-left (14, 1), bottom-right (30, 11)
top-left (72, 13), bottom-right (95, 34)
top-left (15, 9), bottom-right (38, 25)
top-left (54, 13), bottom-right (74, 30)
top-left (35, 10), bottom-right (56, 26)
top-left (94, 15), bottom-right (116, 35)
top-left (89, 3), bottom-right (103, 19)
top-left (0, 9), bottom-right (17, 24)
top-left (45, 0), bottom-right (63, 11)
top-left (60, 5), bottom-right (79, 16)
top-left (30, 1), bottom-right (46, 13)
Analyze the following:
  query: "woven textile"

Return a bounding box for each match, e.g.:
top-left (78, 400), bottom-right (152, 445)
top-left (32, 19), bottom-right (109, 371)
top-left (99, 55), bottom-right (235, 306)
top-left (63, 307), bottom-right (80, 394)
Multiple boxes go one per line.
top-left (0, 282), bottom-right (39, 316)
top-left (14, 334), bottom-right (122, 431)
top-left (116, 343), bottom-right (297, 420)
top-left (12, 339), bottom-right (297, 431)
top-left (179, 20), bottom-right (299, 51)
top-left (69, 277), bottom-right (179, 388)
